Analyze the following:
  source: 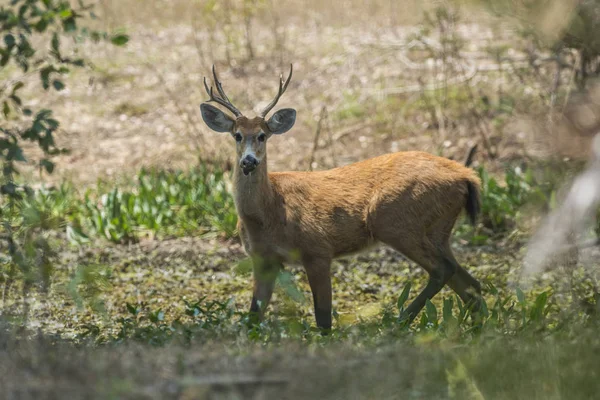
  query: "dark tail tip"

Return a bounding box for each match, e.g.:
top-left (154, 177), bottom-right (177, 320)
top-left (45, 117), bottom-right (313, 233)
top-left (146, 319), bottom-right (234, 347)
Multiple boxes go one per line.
top-left (465, 181), bottom-right (480, 226)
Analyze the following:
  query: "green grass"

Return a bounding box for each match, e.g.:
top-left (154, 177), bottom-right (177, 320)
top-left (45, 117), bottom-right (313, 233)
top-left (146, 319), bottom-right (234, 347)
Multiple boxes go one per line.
top-left (10, 162), bottom-right (578, 246)
top-left (1, 161), bottom-right (599, 399)
top-left (80, 166), bottom-right (237, 242)
top-left (9, 165), bottom-right (238, 244)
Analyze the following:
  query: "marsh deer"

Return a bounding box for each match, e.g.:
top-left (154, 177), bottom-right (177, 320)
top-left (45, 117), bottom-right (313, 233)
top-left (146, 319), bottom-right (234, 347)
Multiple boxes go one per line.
top-left (200, 65), bottom-right (482, 330)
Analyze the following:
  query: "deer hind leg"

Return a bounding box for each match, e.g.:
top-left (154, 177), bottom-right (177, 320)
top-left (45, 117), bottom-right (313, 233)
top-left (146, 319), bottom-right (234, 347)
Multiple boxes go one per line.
top-left (428, 216), bottom-right (482, 315)
top-left (377, 226), bottom-right (457, 322)
top-left (445, 252), bottom-right (482, 313)
top-left (380, 211), bottom-right (480, 322)
top-left (396, 242), bottom-right (458, 323)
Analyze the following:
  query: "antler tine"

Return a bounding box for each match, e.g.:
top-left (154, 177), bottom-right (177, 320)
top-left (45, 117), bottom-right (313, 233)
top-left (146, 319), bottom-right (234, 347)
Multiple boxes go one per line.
top-left (202, 65), bottom-right (243, 117)
top-left (259, 64), bottom-right (293, 118)
top-left (212, 65), bottom-right (232, 104)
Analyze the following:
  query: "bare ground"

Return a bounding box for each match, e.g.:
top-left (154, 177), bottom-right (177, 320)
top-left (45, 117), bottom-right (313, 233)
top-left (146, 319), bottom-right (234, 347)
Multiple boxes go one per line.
top-left (11, 0), bottom-right (597, 186)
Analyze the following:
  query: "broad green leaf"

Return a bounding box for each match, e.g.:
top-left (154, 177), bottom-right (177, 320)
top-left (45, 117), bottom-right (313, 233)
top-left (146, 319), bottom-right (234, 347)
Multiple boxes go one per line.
top-left (52, 80), bottom-right (65, 91)
top-left (516, 287), bottom-right (525, 305)
top-left (425, 299), bottom-right (438, 324)
top-left (397, 282), bottom-right (411, 312)
top-left (110, 33), bottom-right (129, 46)
top-left (40, 159), bottom-right (55, 173)
top-left (11, 81), bottom-right (24, 94)
top-left (4, 34), bottom-right (15, 48)
top-left (58, 9), bottom-right (73, 19)
top-left (51, 32), bottom-right (60, 52)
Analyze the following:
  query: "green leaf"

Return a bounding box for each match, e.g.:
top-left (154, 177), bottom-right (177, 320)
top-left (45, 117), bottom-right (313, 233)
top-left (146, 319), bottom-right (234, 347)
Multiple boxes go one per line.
top-left (234, 257), bottom-right (253, 276)
top-left (51, 32), bottom-right (59, 51)
top-left (62, 17), bottom-right (77, 32)
top-left (35, 19), bottom-right (49, 32)
top-left (11, 81), bottom-right (24, 94)
top-left (10, 95), bottom-right (22, 106)
top-left (0, 50), bottom-right (10, 67)
top-left (40, 159), bottom-right (55, 173)
top-left (425, 299), bottom-right (437, 324)
top-left (66, 225), bottom-right (90, 245)
top-left (4, 34), bottom-right (16, 48)
top-left (278, 270), bottom-right (305, 304)
top-left (8, 145), bottom-right (26, 162)
top-left (110, 33), bottom-right (129, 46)
top-left (516, 287), bottom-right (525, 305)
top-left (1, 183), bottom-right (18, 196)
top-left (52, 80), bottom-right (65, 91)
top-left (58, 9), bottom-right (73, 19)
top-left (126, 303), bottom-right (139, 315)
top-left (442, 297), bottom-right (454, 322)
top-left (397, 282), bottom-right (411, 312)
top-left (40, 66), bottom-right (55, 90)
top-left (530, 291), bottom-right (549, 321)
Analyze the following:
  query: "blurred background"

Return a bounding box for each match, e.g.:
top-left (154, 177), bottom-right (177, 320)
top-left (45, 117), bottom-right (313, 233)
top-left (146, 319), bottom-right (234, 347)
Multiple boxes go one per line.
top-left (1, 1), bottom-right (600, 398)
top-left (37, 0), bottom-right (600, 181)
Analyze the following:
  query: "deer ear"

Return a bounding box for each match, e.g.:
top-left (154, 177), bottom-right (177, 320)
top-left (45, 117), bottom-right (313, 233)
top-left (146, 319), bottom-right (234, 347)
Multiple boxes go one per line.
top-left (266, 108), bottom-right (296, 135)
top-left (201, 103), bottom-right (235, 132)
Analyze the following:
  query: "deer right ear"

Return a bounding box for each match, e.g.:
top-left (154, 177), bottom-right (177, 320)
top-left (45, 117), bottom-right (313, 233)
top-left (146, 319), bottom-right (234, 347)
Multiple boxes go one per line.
top-left (266, 108), bottom-right (296, 135)
top-left (201, 103), bottom-right (235, 132)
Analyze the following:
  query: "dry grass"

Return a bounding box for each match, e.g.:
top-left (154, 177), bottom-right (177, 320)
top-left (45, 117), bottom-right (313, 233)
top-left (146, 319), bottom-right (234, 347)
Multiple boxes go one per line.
top-left (15, 0), bottom-right (593, 185)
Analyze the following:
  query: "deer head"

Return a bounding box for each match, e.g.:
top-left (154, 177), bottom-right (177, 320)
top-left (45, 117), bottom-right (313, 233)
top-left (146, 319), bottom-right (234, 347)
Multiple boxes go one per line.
top-left (200, 65), bottom-right (296, 175)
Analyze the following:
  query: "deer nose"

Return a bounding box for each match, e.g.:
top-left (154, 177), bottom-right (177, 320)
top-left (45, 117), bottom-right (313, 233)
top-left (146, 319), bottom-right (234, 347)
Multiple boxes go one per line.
top-left (240, 155), bottom-right (259, 171)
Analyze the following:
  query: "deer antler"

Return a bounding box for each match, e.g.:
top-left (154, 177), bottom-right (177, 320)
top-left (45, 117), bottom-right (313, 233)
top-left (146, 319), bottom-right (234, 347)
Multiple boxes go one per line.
top-left (203, 65), bottom-right (243, 117)
top-left (259, 64), bottom-right (293, 118)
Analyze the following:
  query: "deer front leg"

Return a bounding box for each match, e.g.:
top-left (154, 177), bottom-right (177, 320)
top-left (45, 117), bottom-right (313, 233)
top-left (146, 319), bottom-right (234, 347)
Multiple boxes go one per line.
top-left (303, 257), bottom-right (333, 331)
top-left (249, 256), bottom-right (281, 322)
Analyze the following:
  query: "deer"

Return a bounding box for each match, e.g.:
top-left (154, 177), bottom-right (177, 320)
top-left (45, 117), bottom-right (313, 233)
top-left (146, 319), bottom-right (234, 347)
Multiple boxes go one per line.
top-left (200, 64), bottom-right (483, 330)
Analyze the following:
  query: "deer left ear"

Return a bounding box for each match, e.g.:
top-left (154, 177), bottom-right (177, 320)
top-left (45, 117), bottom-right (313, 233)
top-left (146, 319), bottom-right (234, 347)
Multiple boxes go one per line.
top-left (266, 108), bottom-right (296, 135)
top-left (201, 103), bottom-right (235, 133)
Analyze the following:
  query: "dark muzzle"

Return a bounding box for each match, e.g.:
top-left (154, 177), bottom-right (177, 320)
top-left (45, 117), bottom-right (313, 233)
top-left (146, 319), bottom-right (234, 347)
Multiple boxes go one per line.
top-left (240, 155), bottom-right (259, 175)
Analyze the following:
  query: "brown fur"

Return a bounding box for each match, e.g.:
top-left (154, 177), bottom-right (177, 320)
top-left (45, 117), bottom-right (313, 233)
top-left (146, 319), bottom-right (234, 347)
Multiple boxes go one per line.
top-left (238, 151), bottom-right (480, 259)
top-left (235, 143), bottom-right (482, 329)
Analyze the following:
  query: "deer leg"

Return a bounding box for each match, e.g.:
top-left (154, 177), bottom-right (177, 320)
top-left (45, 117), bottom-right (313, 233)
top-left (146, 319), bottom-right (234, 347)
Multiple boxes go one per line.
top-left (303, 257), bottom-right (333, 331)
top-left (399, 254), bottom-right (456, 323)
top-left (446, 260), bottom-right (482, 313)
top-left (249, 256), bottom-right (281, 322)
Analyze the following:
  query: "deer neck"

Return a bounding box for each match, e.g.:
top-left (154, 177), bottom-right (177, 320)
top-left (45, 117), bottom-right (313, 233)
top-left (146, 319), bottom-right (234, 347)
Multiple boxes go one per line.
top-left (233, 155), bottom-right (273, 223)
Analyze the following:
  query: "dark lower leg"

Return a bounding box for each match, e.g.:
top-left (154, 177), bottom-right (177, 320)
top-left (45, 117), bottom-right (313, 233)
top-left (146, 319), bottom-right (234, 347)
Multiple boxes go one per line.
top-left (249, 259), bottom-right (281, 322)
top-left (448, 267), bottom-right (482, 308)
top-left (304, 260), bottom-right (332, 331)
top-left (400, 256), bottom-right (456, 323)
top-left (400, 275), bottom-right (445, 323)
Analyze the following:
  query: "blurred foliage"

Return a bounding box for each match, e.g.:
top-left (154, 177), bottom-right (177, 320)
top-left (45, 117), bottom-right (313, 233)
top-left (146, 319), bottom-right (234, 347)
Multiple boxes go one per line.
top-left (472, 0), bottom-right (600, 87)
top-left (8, 165), bottom-right (238, 245)
top-left (477, 166), bottom-right (551, 233)
top-left (80, 166), bottom-right (238, 243)
top-left (0, 0), bottom-right (127, 311)
top-left (194, 0), bottom-right (269, 65)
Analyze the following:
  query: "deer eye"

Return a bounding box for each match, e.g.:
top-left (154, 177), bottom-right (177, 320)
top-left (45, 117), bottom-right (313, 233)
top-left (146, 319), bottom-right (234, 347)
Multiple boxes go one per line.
top-left (234, 133), bottom-right (243, 142)
top-left (257, 133), bottom-right (266, 142)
